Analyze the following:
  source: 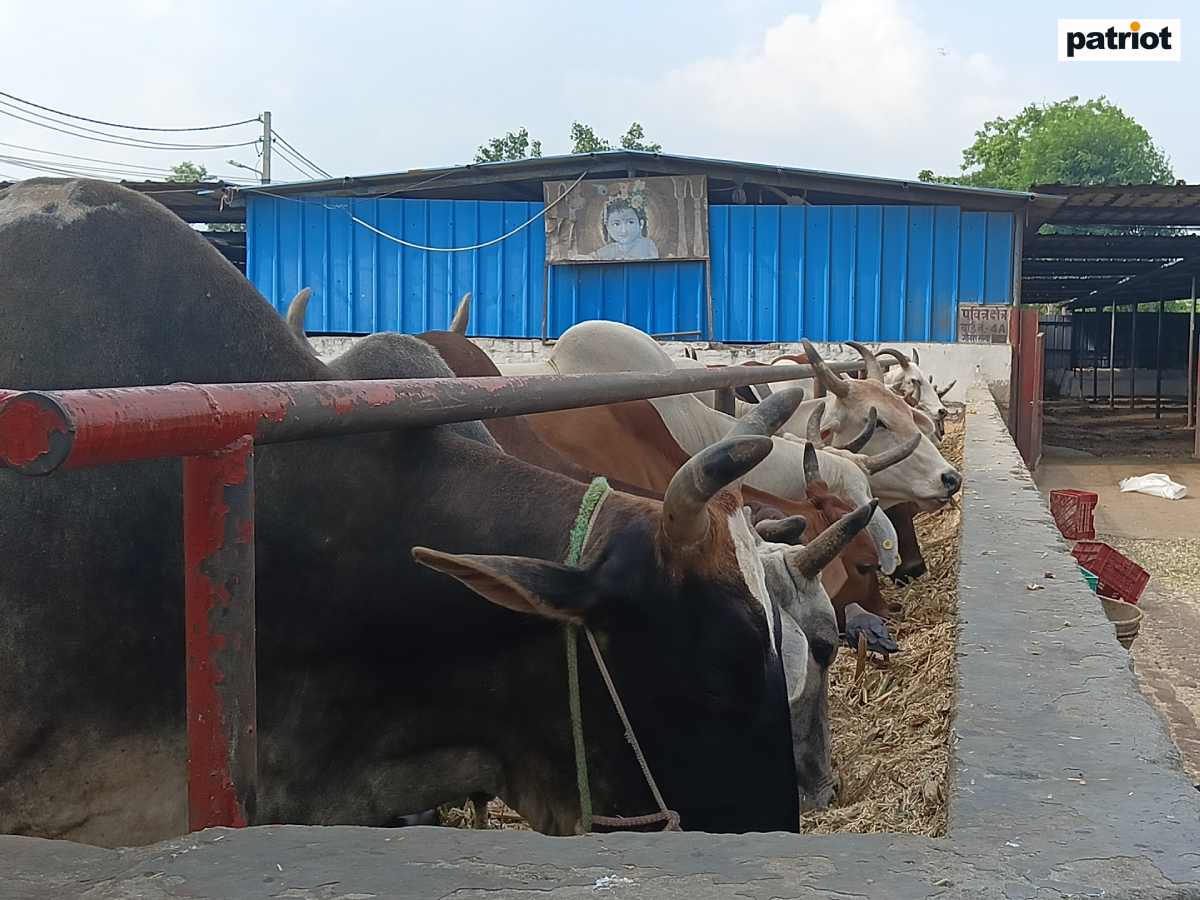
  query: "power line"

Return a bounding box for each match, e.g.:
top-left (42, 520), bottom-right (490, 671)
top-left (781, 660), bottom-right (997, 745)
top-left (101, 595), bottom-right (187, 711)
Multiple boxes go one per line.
top-left (0, 154), bottom-right (190, 181)
top-left (0, 154), bottom-right (253, 184)
top-left (272, 150), bottom-right (316, 180)
top-left (270, 129), bottom-right (330, 178)
top-left (0, 103), bottom-right (260, 151)
top-left (271, 142), bottom-right (323, 180)
top-left (0, 141), bottom-right (182, 174)
top-left (0, 90), bottom-right (259, 132)
top-left (0, 142), bottom-right (257, 182)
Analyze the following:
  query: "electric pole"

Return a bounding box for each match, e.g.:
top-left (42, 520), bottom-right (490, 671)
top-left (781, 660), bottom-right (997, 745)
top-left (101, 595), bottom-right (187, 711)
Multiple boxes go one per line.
top-left (261, 111), bottom-right (272, 184)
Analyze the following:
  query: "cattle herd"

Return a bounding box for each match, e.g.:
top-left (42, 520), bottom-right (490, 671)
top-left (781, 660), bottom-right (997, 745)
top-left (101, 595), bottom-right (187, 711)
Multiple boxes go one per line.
top-left (0, 179), bottom-right (962, 847)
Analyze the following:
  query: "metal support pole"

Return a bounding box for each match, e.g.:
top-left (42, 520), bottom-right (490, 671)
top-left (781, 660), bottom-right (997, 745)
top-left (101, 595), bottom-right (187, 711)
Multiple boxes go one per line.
top-left (1108, 303), bottom-right (1117, 409)
top-left (1156, 300), bottom-right (1164, 419)
top-left (260, 111), bottom-right (272, 184)
top-left (1129, 304), bottom-right (1137, 410)
top-left (1092, 315), bottom-right (1098, 402)
top-left (185, 436), bottom-right (257, 831)
top-left (1189, 276), bottom-right (1197, 429)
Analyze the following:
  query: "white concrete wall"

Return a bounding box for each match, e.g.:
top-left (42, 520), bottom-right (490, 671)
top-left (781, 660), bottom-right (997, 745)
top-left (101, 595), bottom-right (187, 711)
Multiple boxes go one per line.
top-left (308, 335), bottom-right (1011, 404)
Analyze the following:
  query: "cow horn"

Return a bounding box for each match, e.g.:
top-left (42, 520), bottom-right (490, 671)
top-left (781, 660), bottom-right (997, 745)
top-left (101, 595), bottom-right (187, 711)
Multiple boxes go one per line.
top-left (801, 340), bottom-right (849, 398)
top-left (662, 436), bottom-right (773, 546)
top-left (876, 348), bottom-right (911, 370)
top-left (802, 439), bottom-right (821, 485)
top-left (842, 407), bottom-right (878, 453)
top-left (285, 287), bottom-right (313, 339)
top-left (726, 387), bottom-right (805, 438)
top-left (806, 401), bottom-right (826, 447)
top-left (936, 379), bottom-right (957, 400)
top-left (449, 292), bottom-right (472, 334)
top-left (846, 341), bottom-right (884, 381)
top-left (911, 347), bottom-right (920, 366)
top-left (787, 500), bottom-right (878, 580)
top-left (863, 432), bottom-right (921, 474)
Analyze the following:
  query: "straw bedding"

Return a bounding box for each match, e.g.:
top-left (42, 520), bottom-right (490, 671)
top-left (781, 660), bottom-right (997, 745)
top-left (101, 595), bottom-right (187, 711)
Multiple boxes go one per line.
top-left (800, 417), bottom-right (963, 835)
top-left (442, 419), bottom-right (965, 833)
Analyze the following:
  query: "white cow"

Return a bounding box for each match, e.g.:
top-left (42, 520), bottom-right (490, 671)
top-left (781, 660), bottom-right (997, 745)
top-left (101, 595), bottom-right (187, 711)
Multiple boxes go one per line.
top-left (876, 346), bottom-right (954, 440)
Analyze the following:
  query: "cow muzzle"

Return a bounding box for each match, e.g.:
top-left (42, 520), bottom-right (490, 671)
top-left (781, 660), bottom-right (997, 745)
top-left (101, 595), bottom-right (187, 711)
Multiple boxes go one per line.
top-left (941, 470), bottom-right (962, 497)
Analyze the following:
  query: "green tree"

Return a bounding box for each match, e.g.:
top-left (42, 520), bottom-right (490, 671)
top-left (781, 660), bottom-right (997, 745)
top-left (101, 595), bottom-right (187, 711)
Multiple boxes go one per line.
top-left (167, 161), bottom-right (215, 182)
top-left (618, 122), bottom-right (662, 153)
top-left (918, 96), bottom-right (1174, 189)
top-left (569, 122), bottom-right (610, 153)
top-left (474, 127), bottom-right (542, 163)
top-left (474, 122), bottom-right (662, 161)
top-left (569, 121), bottom-right (662, 154)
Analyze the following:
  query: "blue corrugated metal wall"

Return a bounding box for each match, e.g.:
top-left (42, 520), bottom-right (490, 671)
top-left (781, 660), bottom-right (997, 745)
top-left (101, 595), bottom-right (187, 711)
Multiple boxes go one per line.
top-left (247, 195), bottom-right (1012, 342)
top-left (710, 205), bottom-right (1013, 342)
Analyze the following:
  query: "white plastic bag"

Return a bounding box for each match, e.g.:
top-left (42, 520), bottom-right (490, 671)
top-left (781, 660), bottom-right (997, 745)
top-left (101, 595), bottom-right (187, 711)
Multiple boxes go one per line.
top-left (1118, 473), bottom-right (1188, 500)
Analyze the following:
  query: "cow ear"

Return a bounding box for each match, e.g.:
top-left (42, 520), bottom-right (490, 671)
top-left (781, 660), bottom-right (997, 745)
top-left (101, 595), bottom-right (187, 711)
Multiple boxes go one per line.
top-left (413, 547), bottom-right (595, 624)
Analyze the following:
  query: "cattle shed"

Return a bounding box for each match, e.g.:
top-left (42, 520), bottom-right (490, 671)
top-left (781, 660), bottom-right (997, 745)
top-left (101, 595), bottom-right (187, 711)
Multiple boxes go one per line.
top-left (235, 152), bottom-right (1047, 348)
top-left (1020, 183), bottom-right (1200, 455)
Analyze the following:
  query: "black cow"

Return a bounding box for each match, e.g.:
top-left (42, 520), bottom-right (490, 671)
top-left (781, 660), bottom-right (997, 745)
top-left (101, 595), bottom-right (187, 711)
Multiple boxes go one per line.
top-left (0, 179), bottom-right (799, 846)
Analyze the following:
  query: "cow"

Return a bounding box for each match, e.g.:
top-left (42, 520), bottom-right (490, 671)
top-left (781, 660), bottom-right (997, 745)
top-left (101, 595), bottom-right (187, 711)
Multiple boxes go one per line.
top-left (328, 313), bottom-right (883, 813)
top-left (840, 343), bottom-right (959, 583)
top-left (877, 346), bottom-right (955, 437)
top-left (375, 327), bottom-right (875, 812)
top-left (497, 321), bottom-right (908, 574)
top-left (0, 178), bottom-right (805, 845)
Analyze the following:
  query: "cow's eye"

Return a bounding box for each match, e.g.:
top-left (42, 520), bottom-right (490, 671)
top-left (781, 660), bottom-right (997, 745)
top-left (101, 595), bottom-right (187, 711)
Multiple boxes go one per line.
top-left (877, 420), bottom-right (889, 430)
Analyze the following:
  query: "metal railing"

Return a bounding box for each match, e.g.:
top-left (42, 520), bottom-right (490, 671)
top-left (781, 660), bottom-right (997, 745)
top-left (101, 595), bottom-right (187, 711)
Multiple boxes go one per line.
top-left (0, 358), bottom-right (868, 832)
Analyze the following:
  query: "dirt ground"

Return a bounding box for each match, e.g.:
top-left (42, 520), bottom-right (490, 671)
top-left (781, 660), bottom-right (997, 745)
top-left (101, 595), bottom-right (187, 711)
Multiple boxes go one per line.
top-left (1035, 397), bottom-right (1200, 781)
top-left (1043, 398), bottom-right (1195, 459)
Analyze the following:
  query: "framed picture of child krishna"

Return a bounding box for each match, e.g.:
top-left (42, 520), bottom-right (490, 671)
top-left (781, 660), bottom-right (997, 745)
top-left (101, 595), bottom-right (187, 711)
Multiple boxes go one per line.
top-left (543, 175), bottom-right (709, 264)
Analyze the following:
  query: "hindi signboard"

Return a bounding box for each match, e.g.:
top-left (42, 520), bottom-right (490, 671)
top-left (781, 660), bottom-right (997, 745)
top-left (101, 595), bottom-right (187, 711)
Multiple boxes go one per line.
top-left (957, 304), bottom-right (1010, 344)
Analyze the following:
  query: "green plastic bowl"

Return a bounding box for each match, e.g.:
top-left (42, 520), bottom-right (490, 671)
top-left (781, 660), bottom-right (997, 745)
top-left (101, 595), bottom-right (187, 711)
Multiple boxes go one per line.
top-left (1078, 566), bottom-right (1099, 592)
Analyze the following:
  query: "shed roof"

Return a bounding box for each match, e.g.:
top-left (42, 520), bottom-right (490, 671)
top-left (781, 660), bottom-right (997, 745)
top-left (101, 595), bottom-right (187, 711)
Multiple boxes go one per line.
top-left (231, 150), bottom-right (1050, 213)
top-left (1018, 183), bottom-right (1200, 307)
top-left (1029, 183), bottom-right (1200, 227)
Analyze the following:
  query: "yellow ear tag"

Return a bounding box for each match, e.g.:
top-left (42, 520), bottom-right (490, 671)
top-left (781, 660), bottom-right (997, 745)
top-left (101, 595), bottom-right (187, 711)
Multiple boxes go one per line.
top-left (883, 540), bottom-right (894, 550)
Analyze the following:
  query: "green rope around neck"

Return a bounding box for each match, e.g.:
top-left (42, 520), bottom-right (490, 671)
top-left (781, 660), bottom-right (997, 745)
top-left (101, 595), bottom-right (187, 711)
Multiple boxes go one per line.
top-left (564, 476), bottom-right (610, 834)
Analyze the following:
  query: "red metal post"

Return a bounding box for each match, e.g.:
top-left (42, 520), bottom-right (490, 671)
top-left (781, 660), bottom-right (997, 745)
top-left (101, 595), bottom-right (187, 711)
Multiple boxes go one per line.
top-left (1030, 333), bottom-right (1045, 471)
top-left (184, 436), bottom-right (257, 831)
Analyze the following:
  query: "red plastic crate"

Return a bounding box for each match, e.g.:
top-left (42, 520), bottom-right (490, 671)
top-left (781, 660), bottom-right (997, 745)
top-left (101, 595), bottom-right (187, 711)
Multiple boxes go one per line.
top-left (1050, 489), bottom-right (1098, 540)
top-left (1070, 540), bottom-right (1150, 604)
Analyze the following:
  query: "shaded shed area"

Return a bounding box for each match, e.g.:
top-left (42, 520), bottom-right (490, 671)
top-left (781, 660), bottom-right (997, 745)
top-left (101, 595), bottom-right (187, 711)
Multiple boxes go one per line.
top-left (1021, 183), bottom-right (1200, 455)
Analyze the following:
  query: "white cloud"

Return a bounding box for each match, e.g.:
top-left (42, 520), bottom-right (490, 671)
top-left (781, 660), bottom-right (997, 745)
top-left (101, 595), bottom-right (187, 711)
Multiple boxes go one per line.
top-left (646, 0), bottom-right (1018, 176)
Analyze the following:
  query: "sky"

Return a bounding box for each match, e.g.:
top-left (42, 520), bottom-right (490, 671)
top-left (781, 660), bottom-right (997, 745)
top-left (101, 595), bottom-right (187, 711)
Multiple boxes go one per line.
top-left (0, 0), bottom-right (1194, 187)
